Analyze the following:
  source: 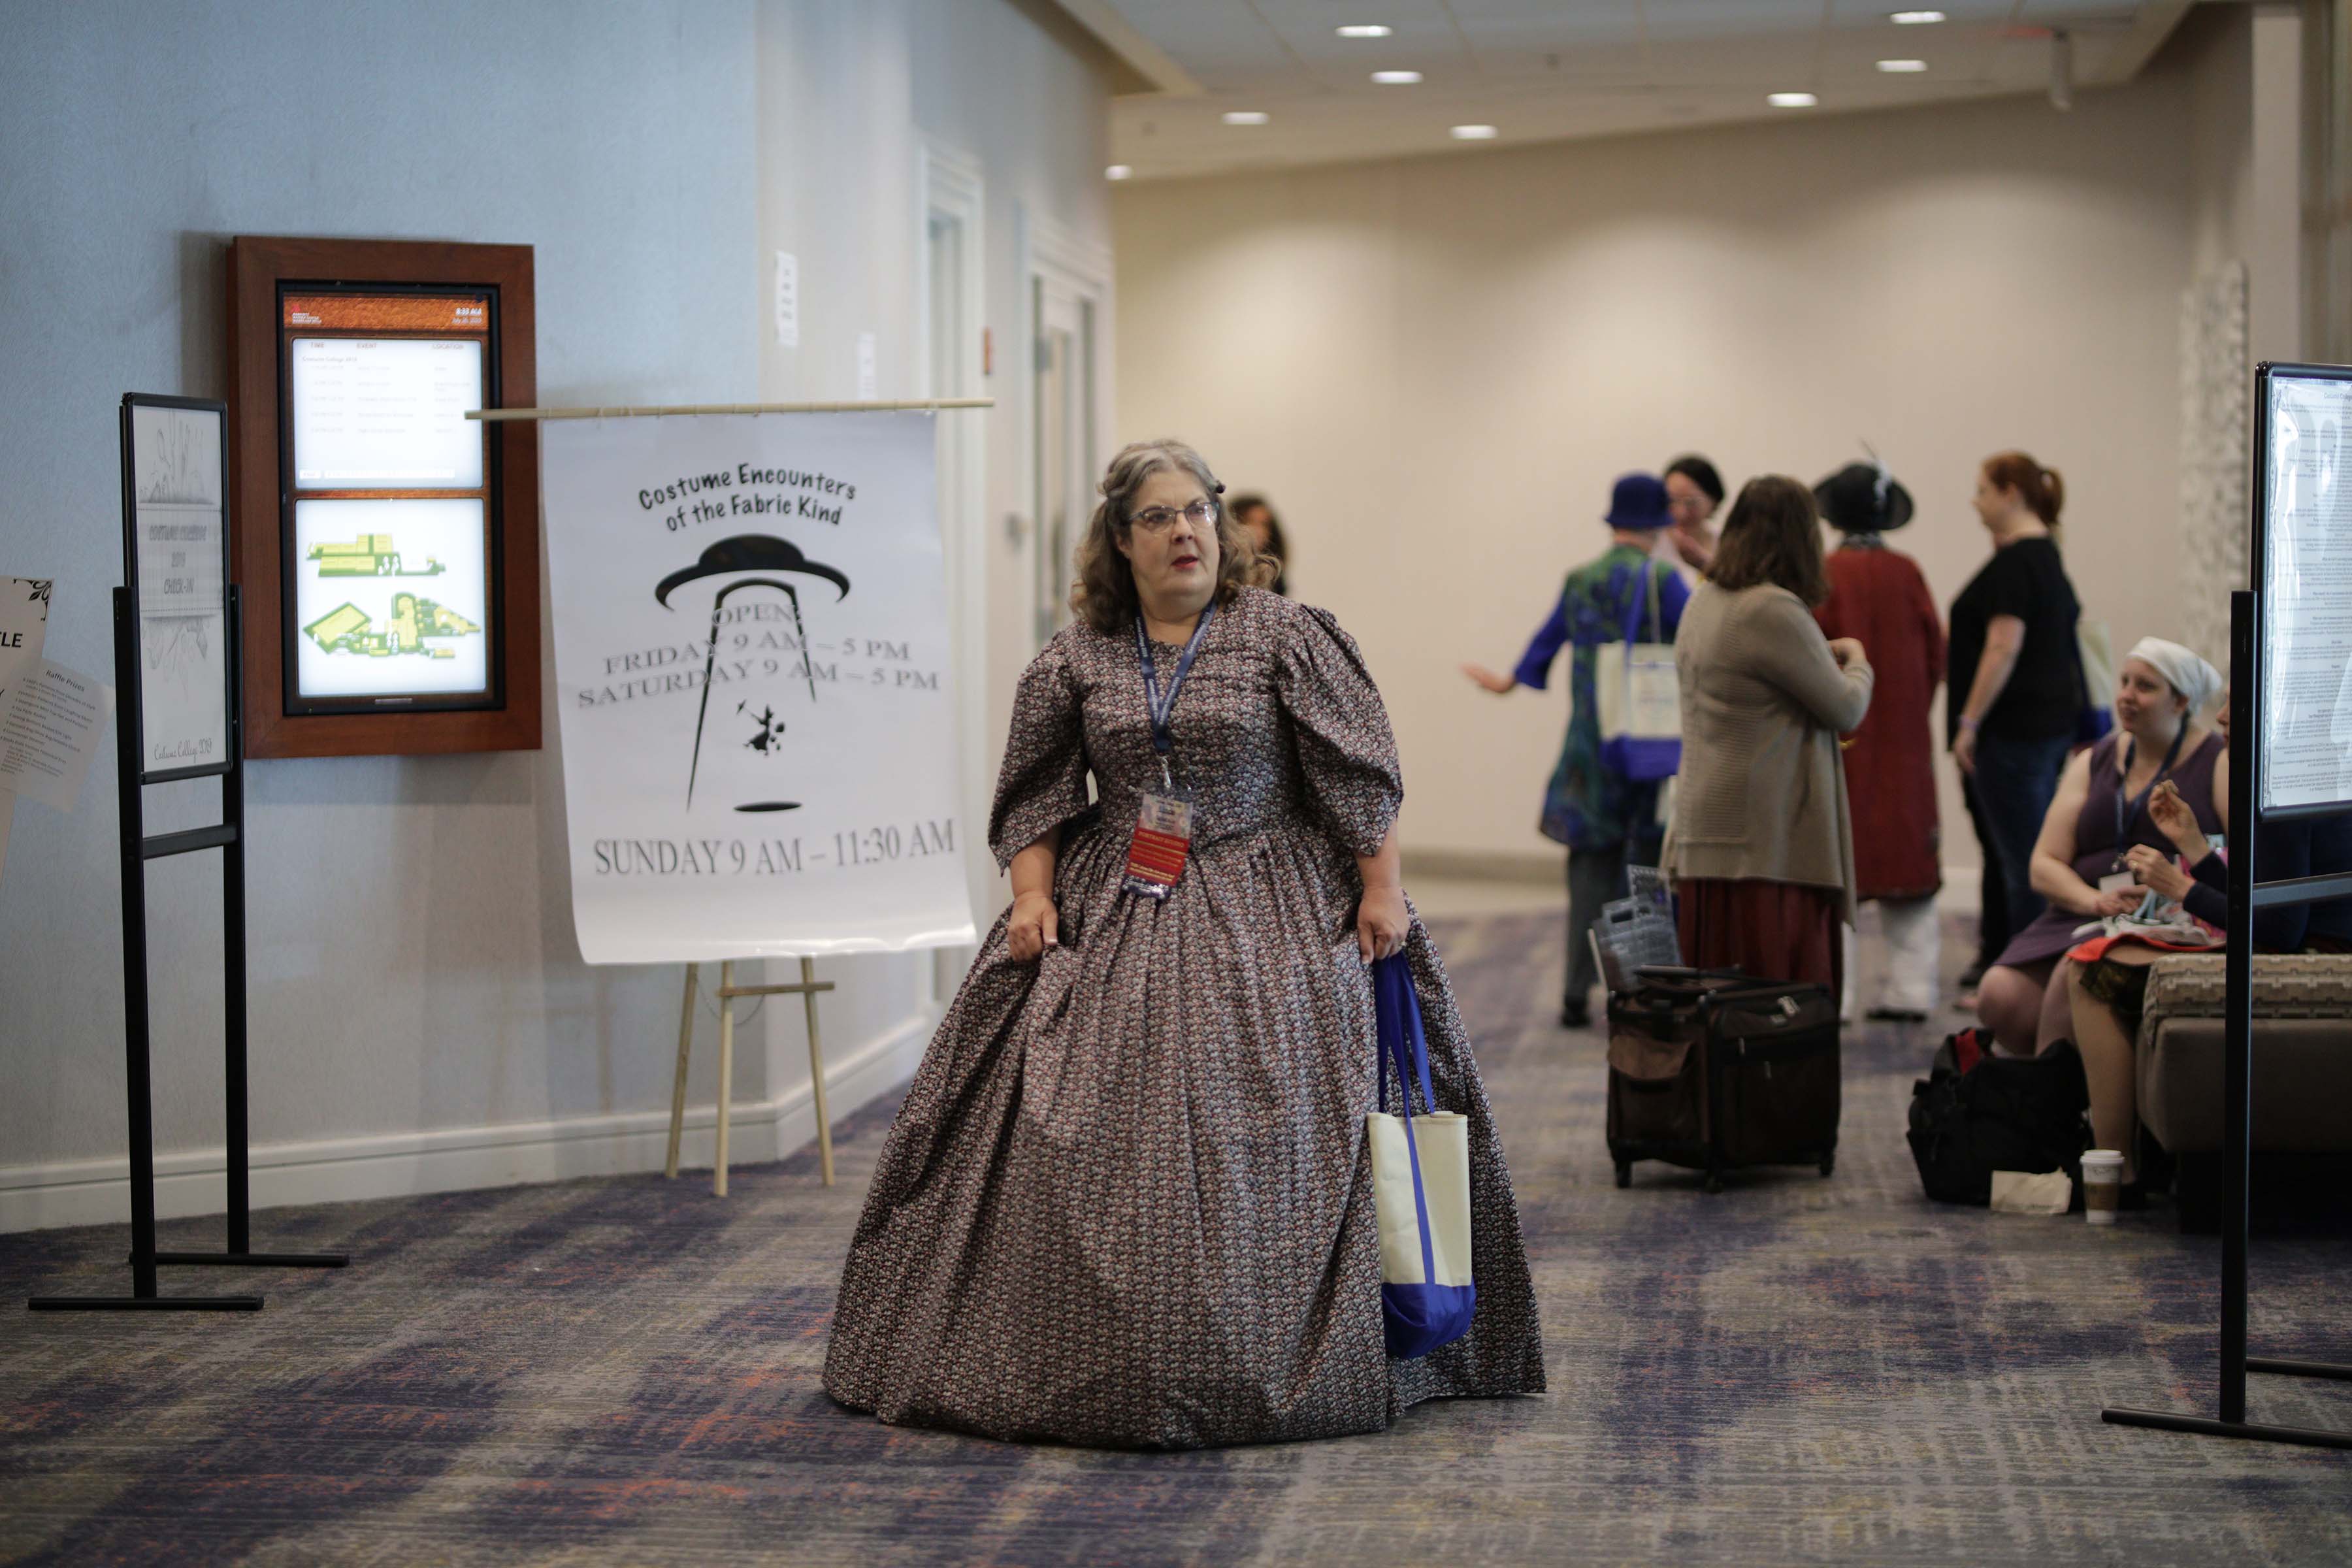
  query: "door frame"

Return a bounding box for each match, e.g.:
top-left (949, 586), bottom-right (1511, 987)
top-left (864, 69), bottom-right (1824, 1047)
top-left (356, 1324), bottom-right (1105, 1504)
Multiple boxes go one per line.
top-left (1017, 204), bottom-right (1115, 649)
top-left (918, 139), bottom-right (988, 998)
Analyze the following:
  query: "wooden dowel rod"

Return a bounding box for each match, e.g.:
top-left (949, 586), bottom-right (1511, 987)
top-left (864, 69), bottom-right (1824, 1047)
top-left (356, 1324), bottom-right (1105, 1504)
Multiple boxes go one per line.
top-left (804, 956), bottom-right (834, 1188)
top-left (664, 962), bottom-right (698, 1180)
top-left (714, 960), bottom-right (736, 1199)
top-left (716, 981), bottom-right (836, 1000)
top-left (466, 398), bottom-right (994, 422)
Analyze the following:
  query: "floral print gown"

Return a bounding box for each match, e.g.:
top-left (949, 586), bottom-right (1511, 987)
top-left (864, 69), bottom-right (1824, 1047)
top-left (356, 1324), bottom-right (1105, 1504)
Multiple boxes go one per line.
top-left (823, 587), bottom-right (1544, 1448)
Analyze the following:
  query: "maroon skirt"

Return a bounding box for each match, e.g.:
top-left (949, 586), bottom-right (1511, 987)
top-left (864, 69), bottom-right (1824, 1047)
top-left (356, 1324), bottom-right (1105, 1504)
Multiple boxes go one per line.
top-left (1676, 878), bottom-right (1844, 995)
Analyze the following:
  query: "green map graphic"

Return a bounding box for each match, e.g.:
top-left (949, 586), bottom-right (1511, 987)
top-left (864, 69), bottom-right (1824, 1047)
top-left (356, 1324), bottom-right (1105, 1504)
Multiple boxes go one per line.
top-left (306, 534), bottom-right (446, 577)
top-left (304, 593), bottom-right (480, 659)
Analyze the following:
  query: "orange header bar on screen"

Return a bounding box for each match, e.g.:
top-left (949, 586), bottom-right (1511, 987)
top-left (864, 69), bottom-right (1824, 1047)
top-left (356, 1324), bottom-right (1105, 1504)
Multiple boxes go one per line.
top-left (282, 294), bottom-right (490, 334)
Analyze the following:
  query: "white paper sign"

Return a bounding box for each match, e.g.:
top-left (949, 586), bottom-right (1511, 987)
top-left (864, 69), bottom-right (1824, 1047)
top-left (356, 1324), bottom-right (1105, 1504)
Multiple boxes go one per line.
top-left (127, 403), bottom-right (229, 775)
top-left (0, 578), bottom-right (50, 882)
top-left (2258, 372), bottom-right (2352, 812)
top-left (0, 578), bottom-right (48, 728)
top-left (540, 412), bottom-right (976, 963)
top-left (0, 659), bottom-right (112, 811)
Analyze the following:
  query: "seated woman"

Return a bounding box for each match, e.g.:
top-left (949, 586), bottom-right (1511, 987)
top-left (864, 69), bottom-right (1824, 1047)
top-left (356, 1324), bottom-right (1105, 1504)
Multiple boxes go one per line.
top-left (1974, 639), bottom-right (2225, 1054)
top-left (2061, 691), bottom-right (2352, 1183)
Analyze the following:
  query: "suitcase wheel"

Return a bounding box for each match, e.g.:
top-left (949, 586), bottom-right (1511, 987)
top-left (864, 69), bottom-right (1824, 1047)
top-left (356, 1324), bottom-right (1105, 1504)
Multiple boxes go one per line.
top-left (1819, 1155), bottom-right (1836, 1178)
top-left (1614, 1161), bottom-right (1631, 1190)
top-left (1703, 1172), bottom-right (1723, 1195)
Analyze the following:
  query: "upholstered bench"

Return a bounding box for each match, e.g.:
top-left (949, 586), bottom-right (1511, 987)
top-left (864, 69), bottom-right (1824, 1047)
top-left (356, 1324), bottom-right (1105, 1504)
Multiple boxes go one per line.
top-left (2136, 953), bottom-right (2352, 1231)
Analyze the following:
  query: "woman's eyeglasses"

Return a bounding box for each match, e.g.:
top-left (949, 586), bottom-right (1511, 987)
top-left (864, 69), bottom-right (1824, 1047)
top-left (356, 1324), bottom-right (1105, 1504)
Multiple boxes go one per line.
top-left (1128, 498), bottom-right (1218, 534)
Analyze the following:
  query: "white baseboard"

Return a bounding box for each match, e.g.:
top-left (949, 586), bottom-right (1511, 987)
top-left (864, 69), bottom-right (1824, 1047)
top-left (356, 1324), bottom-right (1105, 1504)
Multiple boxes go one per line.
top-left (0, 1010), bottom-right (935, 1235)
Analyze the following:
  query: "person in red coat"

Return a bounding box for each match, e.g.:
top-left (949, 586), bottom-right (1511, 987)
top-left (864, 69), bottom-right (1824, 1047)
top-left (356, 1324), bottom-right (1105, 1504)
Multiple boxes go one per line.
top-left (1814, 462), bottom-right (1945, 1020)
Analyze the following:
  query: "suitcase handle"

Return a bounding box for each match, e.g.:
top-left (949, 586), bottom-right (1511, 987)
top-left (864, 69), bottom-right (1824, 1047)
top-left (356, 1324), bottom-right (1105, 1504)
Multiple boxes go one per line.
top-left (1633, 965), bottom-right (1744, 983)
top-left (1697, 982), bottom-right (1836, 1019)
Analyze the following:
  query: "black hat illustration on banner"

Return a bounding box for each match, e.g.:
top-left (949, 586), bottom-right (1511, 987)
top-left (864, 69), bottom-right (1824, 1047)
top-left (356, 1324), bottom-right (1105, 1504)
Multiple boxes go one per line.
top-left (655, 534), bottom-right (853, 812)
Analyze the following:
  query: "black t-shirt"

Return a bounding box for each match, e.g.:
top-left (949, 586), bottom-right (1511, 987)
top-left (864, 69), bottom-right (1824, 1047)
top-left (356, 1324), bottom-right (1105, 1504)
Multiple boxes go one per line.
top-left (1947, 536), bottom-right (2080, 742)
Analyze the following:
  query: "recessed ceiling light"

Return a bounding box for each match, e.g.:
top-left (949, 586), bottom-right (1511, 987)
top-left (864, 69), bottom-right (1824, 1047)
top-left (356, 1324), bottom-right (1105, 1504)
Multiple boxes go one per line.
top-left (1371, 70), bottom-right (1423, 84)
top-left (1876, 58), bottom-right (1929, 73)
top-left (1891, 10), bottom-right (1946, 22)
top-left (1768, 91), bottom-right (1818, 107)
top-left (1450, 124), bottom-right (1498, 140)
top-left (1105, 165), bottom-right (1133, 180)
top-left (1222, 110), bottom-right (1269, 125)
top-left (1337, 24), bottom-right (1393, 39)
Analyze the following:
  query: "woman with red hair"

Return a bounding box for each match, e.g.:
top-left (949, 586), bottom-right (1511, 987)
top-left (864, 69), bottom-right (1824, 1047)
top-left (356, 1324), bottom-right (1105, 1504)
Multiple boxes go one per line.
top-left (1946, 451), bottom-right (2084, 1005)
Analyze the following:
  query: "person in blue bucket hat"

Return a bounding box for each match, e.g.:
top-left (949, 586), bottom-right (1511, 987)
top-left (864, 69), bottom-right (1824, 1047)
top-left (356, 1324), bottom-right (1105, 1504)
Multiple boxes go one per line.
top-left (1464, 471), bottom-right (1693, 1027)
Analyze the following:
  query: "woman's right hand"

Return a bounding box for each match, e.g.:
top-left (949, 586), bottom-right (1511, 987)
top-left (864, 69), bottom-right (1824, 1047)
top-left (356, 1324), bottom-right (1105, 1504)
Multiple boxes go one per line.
top-left (1461, 662), bottom-right (1516, 695)
top-left (1827, 637), bottom-right (1867, 670)
top-left (2125, 843), bottom-right (2193, 902)
top-left (1007, 891), bottom-right (1058, 962)
top-left (2092, 887), bottom-right (2146, 919)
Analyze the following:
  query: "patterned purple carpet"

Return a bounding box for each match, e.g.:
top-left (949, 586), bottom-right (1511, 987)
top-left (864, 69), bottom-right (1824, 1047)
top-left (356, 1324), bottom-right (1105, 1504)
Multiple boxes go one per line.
top-left (5, 909), bottom-right (2350, 1565)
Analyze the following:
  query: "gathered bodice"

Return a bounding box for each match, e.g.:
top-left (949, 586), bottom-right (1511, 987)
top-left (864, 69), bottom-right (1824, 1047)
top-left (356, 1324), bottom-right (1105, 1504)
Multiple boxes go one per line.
top-left (988, 587), bottom-right (1403, 874)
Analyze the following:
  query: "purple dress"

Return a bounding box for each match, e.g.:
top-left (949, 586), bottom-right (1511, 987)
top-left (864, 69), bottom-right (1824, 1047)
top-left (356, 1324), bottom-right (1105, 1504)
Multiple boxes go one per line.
top-left (1994, 730), bottom-right (2224, 969)
top-left (823, 587), bottom-right (1544, 1449)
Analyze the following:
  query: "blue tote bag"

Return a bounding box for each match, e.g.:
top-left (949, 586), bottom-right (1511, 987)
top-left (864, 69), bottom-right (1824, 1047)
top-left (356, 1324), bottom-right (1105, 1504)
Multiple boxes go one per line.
top-left (1366, 954), bottom-right (1477, 1360)
top-left (1595, 564), bottom-right (1681, 783)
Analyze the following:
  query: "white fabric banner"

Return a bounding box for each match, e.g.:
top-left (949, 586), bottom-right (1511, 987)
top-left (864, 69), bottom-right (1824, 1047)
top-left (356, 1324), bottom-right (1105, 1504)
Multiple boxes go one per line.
top-left (540, 412), bottom-right (975, 964)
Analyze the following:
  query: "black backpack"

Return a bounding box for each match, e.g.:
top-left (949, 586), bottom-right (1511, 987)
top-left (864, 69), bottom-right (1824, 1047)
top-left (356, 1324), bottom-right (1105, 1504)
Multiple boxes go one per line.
top-left (1906, 1029), bottom-right (2092, 1206)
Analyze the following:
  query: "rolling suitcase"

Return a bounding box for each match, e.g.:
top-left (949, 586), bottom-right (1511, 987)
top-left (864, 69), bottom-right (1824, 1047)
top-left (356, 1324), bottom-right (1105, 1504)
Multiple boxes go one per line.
top-left (1607, 966), bottom-right (1841, 1193)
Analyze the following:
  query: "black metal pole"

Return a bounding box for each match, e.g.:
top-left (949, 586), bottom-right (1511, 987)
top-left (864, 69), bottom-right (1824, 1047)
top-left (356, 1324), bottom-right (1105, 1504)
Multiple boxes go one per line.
top-left (223, 586), bottom-right (250, 1256)
top-left (114, 589), bottom-right (160, 1300)
top-left (2221, 590), bottom-right (2258, 1424)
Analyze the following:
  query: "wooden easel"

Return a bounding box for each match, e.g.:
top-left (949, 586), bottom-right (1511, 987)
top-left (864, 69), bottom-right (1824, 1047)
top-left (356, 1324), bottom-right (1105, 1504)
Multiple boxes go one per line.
top-left (664, 958), bottom-right (836, 1195)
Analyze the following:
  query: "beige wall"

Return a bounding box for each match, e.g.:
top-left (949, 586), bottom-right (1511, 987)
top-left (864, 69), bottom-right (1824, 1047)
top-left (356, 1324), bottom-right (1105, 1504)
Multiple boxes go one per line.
top-left (1115, 72), bottom-right (2210, 874)
top-left (2185, 4), bottom-right (2257, 282)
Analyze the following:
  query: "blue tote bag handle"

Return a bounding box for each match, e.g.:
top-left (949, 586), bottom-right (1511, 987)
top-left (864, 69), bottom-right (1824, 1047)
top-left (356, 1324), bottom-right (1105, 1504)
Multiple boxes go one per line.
top-left (1372, 953), bottom-right (1477, 1358)
top-left (1375, 955), bottom-right (1441, 1298)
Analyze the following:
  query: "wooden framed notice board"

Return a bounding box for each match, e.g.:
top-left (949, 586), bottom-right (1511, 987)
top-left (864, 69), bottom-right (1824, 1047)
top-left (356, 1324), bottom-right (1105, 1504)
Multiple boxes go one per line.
top-left (226, 236), bottom-right (540, 758)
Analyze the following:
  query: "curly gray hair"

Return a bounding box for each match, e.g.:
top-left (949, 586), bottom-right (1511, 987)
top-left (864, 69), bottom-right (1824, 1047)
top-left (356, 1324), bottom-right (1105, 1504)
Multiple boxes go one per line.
top-left (1069, 439), bottom-right (1273, 634)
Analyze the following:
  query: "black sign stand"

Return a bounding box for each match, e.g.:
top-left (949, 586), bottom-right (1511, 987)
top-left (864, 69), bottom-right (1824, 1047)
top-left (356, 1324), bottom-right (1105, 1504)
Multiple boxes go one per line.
top-left (2102, 362), bottom-right (2352, 1448)
top-left (28, 397), bottom-right (346, 1313)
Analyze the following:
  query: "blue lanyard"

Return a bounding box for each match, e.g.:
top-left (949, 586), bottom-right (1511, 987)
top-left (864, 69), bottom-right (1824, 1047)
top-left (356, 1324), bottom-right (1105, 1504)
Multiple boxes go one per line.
top-left (2115, 724), bottom-right (2189, 853)
top-left (1135, 600), bottom-right (1218, 761)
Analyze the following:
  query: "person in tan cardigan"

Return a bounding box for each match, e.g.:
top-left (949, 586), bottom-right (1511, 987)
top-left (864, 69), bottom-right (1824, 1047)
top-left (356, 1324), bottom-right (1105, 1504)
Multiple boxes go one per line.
top-left (1666, 476), bottom-right (1875, 992)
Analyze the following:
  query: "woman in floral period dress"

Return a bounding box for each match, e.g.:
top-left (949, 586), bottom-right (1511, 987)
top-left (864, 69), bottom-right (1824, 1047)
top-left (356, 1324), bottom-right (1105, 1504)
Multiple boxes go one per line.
top-left (823, 440), bottom-right (1544, 1449)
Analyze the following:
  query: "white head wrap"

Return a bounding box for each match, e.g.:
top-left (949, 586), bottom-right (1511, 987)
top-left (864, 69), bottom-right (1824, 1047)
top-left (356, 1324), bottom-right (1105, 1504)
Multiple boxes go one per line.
top-left (2125, 637), bottom-right (2223, 713)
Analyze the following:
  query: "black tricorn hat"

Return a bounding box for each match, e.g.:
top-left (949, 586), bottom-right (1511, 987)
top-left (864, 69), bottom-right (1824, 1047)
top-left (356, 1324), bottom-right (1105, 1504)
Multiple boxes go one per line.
top-left (1814, 462), bottom-right (1915, 534)
top-left (655, 534), bottom-right (851, 606)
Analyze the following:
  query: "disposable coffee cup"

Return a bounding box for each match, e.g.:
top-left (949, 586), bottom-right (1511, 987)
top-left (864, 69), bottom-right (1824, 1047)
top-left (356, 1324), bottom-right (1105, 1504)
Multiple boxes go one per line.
top-left (2082, 1149), bottom-right (2126, 1224)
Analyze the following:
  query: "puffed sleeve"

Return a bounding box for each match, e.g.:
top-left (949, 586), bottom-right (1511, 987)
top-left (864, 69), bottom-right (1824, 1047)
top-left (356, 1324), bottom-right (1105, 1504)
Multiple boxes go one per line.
top-left (1276, 604), bottom-right (1404, 857)
top-left (987, 634), bottom-right (1090, 871)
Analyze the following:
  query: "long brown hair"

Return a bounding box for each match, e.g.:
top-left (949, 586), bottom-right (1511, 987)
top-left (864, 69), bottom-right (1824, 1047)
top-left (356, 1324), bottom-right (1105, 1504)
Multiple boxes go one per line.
top-left (1070, 440), bottom-right (1274, 635)
top-left (1983, 450), bottom-right (2065, 536)
top-left (1707, 475), bottom-right (1829, 607)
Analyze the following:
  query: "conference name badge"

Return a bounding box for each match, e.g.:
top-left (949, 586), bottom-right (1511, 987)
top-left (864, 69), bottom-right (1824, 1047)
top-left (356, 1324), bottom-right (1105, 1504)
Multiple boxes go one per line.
top-left (1122, 789), bottom-right (1194, 900)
